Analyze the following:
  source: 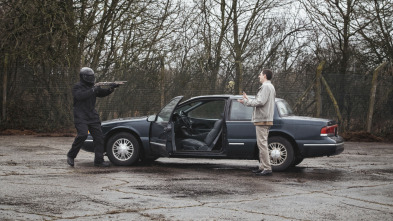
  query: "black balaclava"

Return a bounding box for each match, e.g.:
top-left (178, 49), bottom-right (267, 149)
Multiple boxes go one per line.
top-left (79, 67), bottom-right (95, 86)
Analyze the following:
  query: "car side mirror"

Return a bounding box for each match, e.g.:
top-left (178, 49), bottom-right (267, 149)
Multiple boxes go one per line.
top-left (147, 115), bottom-right (156, 122)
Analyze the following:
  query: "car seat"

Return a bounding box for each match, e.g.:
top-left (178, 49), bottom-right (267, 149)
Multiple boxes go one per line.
top-left (180, 118), bottom-right (223, 151)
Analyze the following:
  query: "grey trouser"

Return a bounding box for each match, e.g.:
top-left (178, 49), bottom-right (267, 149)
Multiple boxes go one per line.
top-left (256, 125), bottom-right (271, 171)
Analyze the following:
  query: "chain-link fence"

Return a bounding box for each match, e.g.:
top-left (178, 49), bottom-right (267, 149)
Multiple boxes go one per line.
top-left (1, 68), bottom-right (393, 136)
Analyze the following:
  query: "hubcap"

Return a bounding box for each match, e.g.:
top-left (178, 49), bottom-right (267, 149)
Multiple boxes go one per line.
top-left (112, 138), bottom-right (134, 161)
top-left (269, 142), bottom-right (287, 166)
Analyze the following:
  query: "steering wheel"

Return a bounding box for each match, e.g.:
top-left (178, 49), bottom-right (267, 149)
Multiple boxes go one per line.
top-left (179, 110), bottom-right (192, 129)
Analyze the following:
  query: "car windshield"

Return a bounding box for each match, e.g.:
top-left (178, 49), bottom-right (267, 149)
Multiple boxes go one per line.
top-left (276, 99), bottom-right (294, 116)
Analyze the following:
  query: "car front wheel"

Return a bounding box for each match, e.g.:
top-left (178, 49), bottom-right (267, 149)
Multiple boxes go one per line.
top-left (268, 136), bottom-right (294, 171)
top-left (106, 132), bottom-right (140, 166)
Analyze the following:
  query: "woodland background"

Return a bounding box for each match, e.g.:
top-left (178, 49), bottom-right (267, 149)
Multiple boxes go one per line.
top-left (0, 0), bottom-right (392, 138)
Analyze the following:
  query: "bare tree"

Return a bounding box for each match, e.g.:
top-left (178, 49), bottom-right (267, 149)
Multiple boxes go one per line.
top-left (356, 0), bottom-right (393, 63)
top-left (300, 0), bottom-right (366, 112)
top-left (228, 0), bottom-right (307, 94)
top-left (93, 0), bottom-right (182, 119)
top-left (1, 0), bottom-right (392, 136)
top-left (193, 0), bottom-right (233, 94)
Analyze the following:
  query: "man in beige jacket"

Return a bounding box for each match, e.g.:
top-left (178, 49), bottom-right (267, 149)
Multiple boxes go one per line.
top-left (238, 69), bottom-right (276, 176)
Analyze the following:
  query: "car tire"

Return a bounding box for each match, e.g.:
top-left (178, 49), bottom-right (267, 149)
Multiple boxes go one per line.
top-left (292, 156), bottom-right (304, 166)
top-left (268, 136), bottom-right (294, 171)
top-left (106, 132), bottom-right (140, 166)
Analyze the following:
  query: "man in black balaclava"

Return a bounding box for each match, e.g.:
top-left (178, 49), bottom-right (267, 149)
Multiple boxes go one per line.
top-left (67, 67), bottom-right (117, 167)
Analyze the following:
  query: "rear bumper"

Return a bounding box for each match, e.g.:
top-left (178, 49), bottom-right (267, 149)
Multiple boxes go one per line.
top-left (298, 136), bottom-right (344, 158)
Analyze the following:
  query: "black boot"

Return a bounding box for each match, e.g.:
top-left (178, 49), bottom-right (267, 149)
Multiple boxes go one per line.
top-left (94, 161), bottom-right (110, 167)
top-left (255, 170), bottom-right (272, 176)
top-left (67, 156), bottom-right (74, 167)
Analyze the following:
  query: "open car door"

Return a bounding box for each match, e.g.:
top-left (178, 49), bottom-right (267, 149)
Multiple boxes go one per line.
top-left (149, 96), bottom-right (183, 156)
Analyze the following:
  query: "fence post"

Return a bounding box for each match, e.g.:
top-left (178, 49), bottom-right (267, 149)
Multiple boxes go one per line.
top-left (315, 61), bottom-right (325, 117)
top-left (366, 62), bottom-right (388, 133)
top-left (321, 75), bottom-right (342, 124)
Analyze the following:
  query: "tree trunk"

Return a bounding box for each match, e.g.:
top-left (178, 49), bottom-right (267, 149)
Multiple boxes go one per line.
top-left (232, 0), bottom-right (243, 94)
top-left (160, 56), bottom-right (166, 107)
top-left (2, 54), bottom-right (8, 122)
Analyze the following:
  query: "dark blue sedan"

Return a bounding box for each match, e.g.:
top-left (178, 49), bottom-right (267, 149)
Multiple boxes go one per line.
top-left (82, 95), bottom-right (344, 171)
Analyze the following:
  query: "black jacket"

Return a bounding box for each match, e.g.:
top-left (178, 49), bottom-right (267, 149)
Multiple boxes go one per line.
top-left (72, 81), bottom-right (113, 124)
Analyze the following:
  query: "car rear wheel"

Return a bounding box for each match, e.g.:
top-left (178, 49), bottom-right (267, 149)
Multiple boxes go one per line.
top-left (106, 132), bottom-right (140, 166)
top-left (268, 136), bottom-right (294, 171)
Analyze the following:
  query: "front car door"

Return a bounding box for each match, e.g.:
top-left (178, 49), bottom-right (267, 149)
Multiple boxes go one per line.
top-left (149, 96), bottom-right (183, 156)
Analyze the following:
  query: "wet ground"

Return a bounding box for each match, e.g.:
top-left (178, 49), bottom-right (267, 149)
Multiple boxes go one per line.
top-left (0, 135), bottom-right (392, 220)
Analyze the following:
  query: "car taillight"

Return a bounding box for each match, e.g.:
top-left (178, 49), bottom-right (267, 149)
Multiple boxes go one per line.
top-left (321, 125), bottom-right (338, 136)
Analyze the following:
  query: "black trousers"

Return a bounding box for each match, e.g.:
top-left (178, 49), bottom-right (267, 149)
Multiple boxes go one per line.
top-left (67, 122), bottom-right (105, 163)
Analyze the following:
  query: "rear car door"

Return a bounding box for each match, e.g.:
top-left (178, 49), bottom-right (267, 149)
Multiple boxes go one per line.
top-left (149, 96), bottom-right (183, 156)
top-left (226, 99), bottom-right (256, 158)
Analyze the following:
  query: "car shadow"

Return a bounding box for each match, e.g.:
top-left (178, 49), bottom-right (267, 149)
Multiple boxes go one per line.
top-left (139, 159), bottom-right (344, 181)
top-left (73, 159), bottom-right (344, 182)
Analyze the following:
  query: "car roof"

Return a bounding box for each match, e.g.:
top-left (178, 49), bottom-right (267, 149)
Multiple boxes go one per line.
top-left (183, 94), bottom-right (283, 102)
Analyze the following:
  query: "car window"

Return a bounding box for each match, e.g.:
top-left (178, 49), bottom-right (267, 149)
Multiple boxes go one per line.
top-left (276, 99), bottom-right (293, 116)
top-left (187, 100), bottom-right (225, 119)
top-left (229, 100), bottom-right (253, 121)
top-left (156, 97), bottom-right (182, 122)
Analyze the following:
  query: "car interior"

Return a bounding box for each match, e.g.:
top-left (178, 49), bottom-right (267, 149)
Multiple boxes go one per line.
top-left (172, 100), bottom-right (225, 152)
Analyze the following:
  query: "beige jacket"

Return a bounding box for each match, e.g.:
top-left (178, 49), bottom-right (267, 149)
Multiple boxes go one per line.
top-left (243, 81), bottom-right (276, 125)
